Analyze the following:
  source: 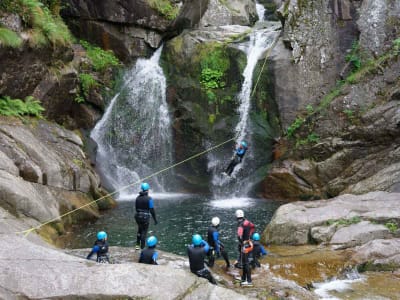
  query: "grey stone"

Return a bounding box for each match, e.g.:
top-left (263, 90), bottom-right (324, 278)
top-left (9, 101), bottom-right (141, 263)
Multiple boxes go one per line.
top-left (330, 221), bottom-right (391, 248)
top-left (265, 192), bottom-right (400, 245)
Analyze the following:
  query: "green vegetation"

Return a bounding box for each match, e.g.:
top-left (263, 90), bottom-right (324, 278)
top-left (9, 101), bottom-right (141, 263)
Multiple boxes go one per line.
top-left (0, 96), bottom-right (44, 117)
top-left (287, 117), bottom-right (305, 138)
top-left (285, 36), bottom-right (400, 143)
top-left (0, 27), bottom-right (23, 47)
top-left (198, 43), bottom-right (230, 106)
top-left (80, 40), bottom-right (120, 72)
top-left (326, 216), bottom-right (361, 226)
top-left (147, 0), bottom-right (179, 20)
top-left (0, 0), bottom-right (72, 47)
top-left (385, 222), bottom-right (398, 233)
top-left (79, 73), bottom-right (98, 98)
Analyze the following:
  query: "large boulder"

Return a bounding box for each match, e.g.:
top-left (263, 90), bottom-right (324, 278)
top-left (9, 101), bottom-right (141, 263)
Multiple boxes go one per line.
top-left (0, 117), bottom-right (115, 242)
top-left (0, 233), bottom-right (251, 300)
top-left (264, 192), bottom-right (400, 246)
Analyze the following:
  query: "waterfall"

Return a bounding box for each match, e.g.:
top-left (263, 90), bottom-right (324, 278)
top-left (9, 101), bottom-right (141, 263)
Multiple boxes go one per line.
top-left (90, 46), bottom-right (173, 198)
top-left (209, 19), bottom-right (281, 197)
top-left (256, 2), bottom-right (266, 21)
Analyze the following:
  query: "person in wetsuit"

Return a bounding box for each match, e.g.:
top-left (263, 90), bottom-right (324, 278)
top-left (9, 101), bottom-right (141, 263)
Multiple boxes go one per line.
top-left (135, 182), bottom-right (158, 250)
top-left (224, 141), bottom-right (248, 176)
top-left (187, 234), bottom-right (216, 284)
top-left (235, 209), bottom-right (255, 287)
top-left (249, 233), bottom-right (268, 268)
top-left (207, 217), bottom-right (230, 269)
top-left (86, 231), bottom-right (110, 263)
top-left (139, 235), bottom-right (159, 265)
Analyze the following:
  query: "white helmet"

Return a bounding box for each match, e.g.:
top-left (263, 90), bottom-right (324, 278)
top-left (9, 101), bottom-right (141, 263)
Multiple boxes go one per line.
top-left (235, 209), bottom-right (244, 218)
top-left (211, 217), bottom-right (220, 226)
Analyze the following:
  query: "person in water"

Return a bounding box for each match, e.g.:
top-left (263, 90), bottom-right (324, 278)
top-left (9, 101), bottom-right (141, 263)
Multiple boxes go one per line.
top-left (249, 233), bottom-right (268, 269)
top-left (139, 235), bottom-right (159, 265)
top-left (86, 231), bottom-right (110, 263)
top-left (135, 182), bottom-right (158, 250)
top-left (207, 217), bottom-right (230, 270)
top-left (187, 234), bottom-right (217, 284)
top-left (224, 141), bottom-right (248, 176)
top-left (235, 209), bottom-right (255, 287)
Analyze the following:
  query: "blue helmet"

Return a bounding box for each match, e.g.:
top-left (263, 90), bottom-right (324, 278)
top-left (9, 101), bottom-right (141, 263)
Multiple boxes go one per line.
top-left (252, 233), bottom-right (260, 241)
top-left (141, 182), bottom-right (150, 191)
top-left (97, 231), bottom-right (107, 240)
top-left (240, 141), bottom-right (248, 148)
top-left (147, 236), bottom-right (158, 247)
top-left (192, 234), bottom-right (202, 246)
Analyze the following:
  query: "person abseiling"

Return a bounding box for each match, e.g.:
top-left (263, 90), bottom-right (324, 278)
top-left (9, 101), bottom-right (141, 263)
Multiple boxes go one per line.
top-left (86, 231), bottom-right (110, 263)
top-left (135, 182), bottom-right (158, 250)
top-left (207, 217), bottom-right (230, 269)
top-left (224, 141), bottom-right (248, 176)
top-left (249, 232), bottom-right (268, 268)
top-left (235, 209), bottom-right (255, 287)
top-left (187, 234), bottom-right (217, 284)
top-left (139, 235), bottom-right (159, 265)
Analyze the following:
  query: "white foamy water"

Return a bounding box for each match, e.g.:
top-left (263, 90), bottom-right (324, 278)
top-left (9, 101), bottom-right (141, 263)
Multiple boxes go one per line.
top-left (313, 276), bottom-right (365, 300)
top-left (90, 46), bottom-right (174, 197)
top-left (208, 197), bottom-right (255, 208)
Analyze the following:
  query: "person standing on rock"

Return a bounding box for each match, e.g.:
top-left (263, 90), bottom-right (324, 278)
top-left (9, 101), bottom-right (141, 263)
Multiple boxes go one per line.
top-left (249, 233), bottom-right (268, 268)
top-left (139, 235), bottom-right (159, 265)
top-left (135, 182), bottom-right (158, 250)
top-left (223, 141), bottom-right (248, 176)
top-left (187, 234), bottom-right (217, 284)
top-left (86, 231), bottom-right (110, 263)
top-left (206, 216), bottom-right (230, 270)
top-left (235, 209), bottom-right (255, 287)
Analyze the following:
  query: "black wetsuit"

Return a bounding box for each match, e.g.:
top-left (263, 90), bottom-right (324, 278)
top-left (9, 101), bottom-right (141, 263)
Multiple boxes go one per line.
top-left (225, 146), bottom-right (247, 176)
top-left (86, 239), bottom-right (109, 263)
top-left (249, 240), bottom-right (267, 268)
top-left (237, 218), bottom-right (255, 283)
top-left (207, 225), bottom-right (230, 268)
top-left (139, 247), bottom-right (158, 265)
top-left (187, 241), bottom-right (216, 284)
top-left (135, 191), bottom-right (157, 249)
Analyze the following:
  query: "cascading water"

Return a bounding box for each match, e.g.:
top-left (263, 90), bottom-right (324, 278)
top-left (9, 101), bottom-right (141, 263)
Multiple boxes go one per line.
top-left (209, 19), bottom-right (281, 198)
top-left (90, 46), bottom-right (173, 198)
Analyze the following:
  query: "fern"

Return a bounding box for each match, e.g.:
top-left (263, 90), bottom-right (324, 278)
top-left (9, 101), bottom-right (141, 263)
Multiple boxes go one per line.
top-left (0, 27), bottom-right (23, 47)
top-left (0, 96), bottom-right (45, 117)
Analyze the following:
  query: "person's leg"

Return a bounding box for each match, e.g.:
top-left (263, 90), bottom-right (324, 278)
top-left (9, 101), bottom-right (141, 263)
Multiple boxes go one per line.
top-left (221, 249), bottom-right (230, 267)
top-left (207, 250), bottom-right (215, 267)
top-left (225, 159), bottom-right (236, 175)
top-left (242, 253), bottom-right (251, 284)
top-left (140, 222), bottom-right (149, 249)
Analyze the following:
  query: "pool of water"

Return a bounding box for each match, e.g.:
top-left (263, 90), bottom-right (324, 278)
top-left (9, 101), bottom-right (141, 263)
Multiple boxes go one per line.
top-left (66, 193), bottom-right (283, 256)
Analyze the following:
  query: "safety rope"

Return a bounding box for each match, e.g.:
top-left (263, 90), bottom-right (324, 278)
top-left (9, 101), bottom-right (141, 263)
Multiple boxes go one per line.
top-left (16, 137), bottom-right (236, 237)
top-left (251, 33), bottom-right (280, 98)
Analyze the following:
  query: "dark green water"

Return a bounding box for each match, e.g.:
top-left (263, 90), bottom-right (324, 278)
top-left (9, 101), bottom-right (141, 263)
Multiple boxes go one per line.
top-left (67, 194), bottom-right (282, 257)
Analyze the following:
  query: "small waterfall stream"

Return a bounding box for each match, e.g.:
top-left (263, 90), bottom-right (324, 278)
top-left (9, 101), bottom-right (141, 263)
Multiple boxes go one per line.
top-left (209, 19), bottom-right (281, 197)
top-left (90, 46), bottom-right (173, 198)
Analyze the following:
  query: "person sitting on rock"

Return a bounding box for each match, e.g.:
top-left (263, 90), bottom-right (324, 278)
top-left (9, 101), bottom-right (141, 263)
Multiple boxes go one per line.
top-left (139, 236), bottom-right (159, 265)
top-left (86, 231), bottom-right (110, 263)
top-left (249, 233), bottom-right (267, 268)
top-left (187, 234), bottom-right (216, 284)
top-left (224, 141), bottom-right (248, 176)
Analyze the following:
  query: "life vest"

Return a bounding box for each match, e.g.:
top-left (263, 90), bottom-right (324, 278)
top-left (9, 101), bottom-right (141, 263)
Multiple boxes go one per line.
top-left (135, 192), bottom-right (151, 222)
top-left (139, 248), bottom-right (157, 264)
top-left (242, 240), bottom-right (254, 254)
top-left (188, 246), bottom-right (206, 273)
top-left (207, 226), bottom-right (218, 249)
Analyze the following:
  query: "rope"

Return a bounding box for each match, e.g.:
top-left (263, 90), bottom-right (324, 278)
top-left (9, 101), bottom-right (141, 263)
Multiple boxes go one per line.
top-left (251, 33), bottom-right (280, 98)
top-left (16, 137), bottom-right (235, 237)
